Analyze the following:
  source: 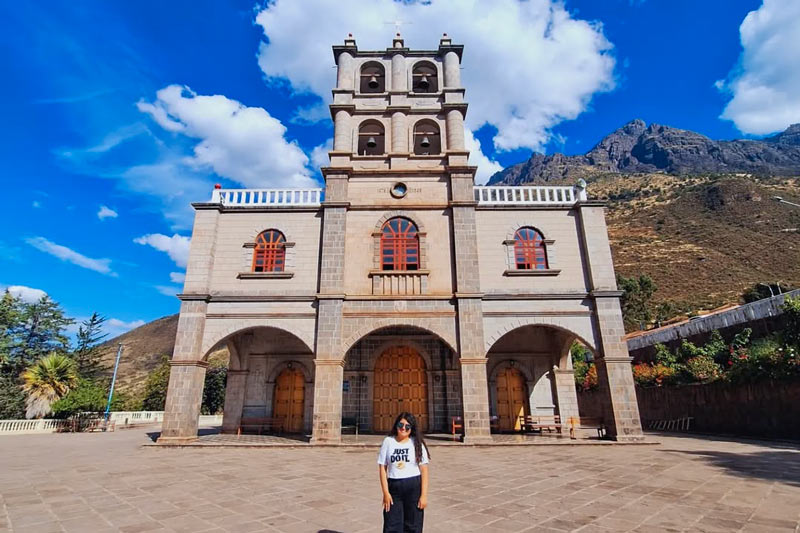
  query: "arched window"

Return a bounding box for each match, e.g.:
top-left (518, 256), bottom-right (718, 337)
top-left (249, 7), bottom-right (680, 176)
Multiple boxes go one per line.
top-left (381, 218), bottom-right (419, 271)
top-left (413, 121), bottom-right (441, 155)
top-left (252, 230), bottom-right (286, 272)
top-left (412, 62), bottom-right (438, 93)
top-left (514, 228), bottom-right (548, 270)
top-left (358, 121), bottom-right (385, 155)
top-left (360, 62), bottom-right (385, 93)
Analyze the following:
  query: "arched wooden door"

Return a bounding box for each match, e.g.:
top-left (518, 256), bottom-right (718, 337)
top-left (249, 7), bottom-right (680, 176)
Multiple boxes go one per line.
top-left (373, 346), bottom-right (428, 432)
top-left (496, 367), bottom-right (529, 431)
top-left (273, 368), bottom-right (305, 433)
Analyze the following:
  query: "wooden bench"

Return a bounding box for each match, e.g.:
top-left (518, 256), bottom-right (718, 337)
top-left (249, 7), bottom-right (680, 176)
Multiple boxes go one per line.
top-left (452, 415), bottom-right (500, 440)
top-left (567, 417), bottom-right (605, 439)
top-left (519, 415), bottom-right (563, 434)
top-left (237, 417), bottom-right (284, 436)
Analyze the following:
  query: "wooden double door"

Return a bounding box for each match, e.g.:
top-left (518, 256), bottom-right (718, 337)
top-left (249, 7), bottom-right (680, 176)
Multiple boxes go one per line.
top-left (496, 367), bottom-right (529, 431)
top-left (273, 367), bottom-right (305, 433)
top-left (373, 346), bottom-right (428, 432)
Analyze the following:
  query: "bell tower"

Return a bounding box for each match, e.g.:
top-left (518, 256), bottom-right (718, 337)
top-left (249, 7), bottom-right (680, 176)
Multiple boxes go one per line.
top-left (312, 34), bottom-right (493, 444)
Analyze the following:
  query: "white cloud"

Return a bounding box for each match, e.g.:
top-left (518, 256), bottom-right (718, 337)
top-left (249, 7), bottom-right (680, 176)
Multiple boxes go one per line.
top-left (719, 0), bottom-right (800, 134)
top-left (4, 285), bottom-right (47, 303)
top-left (465, 130), bottom-right (503, 184)
top-left (310, 138), bottom-right (333, 171)
top-left (106, 318), bottom-right (146, 337)
top-left (26, 237), bottom-right (115, 276)
top-left (137, 85), bottom-right (318, 188)
top-left (155, 285), bottom-right (180, 297)
top-left (169, 271), bottom-right (186, 284)
top-left (134, 233), bottom-right (190, 268)
top-left (97, 205), bottom-right (118, 220)
top-left (255, 0), bottom-right (615, 154)
top-left (32, 201), bottom-right (41, 208)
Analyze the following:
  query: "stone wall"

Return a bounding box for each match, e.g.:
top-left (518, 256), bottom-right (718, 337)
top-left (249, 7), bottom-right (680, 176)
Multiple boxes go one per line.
top-left (578, 380), bottom-right (800, 439)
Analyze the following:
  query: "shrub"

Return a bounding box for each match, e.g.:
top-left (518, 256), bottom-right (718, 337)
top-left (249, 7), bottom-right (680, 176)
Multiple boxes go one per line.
top-left (632, 363), bottom-right (676, 387)
top-left (582, 365), bottom-right (598, 391)
top-left (0, 376), bottom-right (25, 419)
top-left (782, 295), bottom-right (800, 346)
top-left (50, 379), bottom-right (118, 419)
top-left (685, 355), bottom-right (721, 382)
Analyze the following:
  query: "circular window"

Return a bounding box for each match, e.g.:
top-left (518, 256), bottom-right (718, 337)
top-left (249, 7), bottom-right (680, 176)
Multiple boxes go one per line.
top-left (390, 182), bottom-right (408, 198)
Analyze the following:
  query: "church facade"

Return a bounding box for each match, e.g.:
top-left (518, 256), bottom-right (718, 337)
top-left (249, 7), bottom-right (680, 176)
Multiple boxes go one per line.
top-left (158, 35), bottom-right (643, 444)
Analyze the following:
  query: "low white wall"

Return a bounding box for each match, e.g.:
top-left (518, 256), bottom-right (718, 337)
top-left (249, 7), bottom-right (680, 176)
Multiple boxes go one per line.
top-left (0, 412), bottom-right (223, 435)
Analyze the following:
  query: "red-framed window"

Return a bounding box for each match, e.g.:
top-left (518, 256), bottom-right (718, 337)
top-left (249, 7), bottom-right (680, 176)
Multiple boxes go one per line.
top-left (381, 218), bottom-right (419, 271)
top-left (252, 230), bottom-right (286, 272)
top-left (514, 228), bottom-right (548, 270)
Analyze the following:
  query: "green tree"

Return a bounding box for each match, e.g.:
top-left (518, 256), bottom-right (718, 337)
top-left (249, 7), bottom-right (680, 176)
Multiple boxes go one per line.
top-left (22, 353), bottom-right (79, 418)
top-left (0, 375), bottom-right (25, 419)
top-left (742, 282), bottom-right (794, 303)
top-left (72, 313), bottom-right (109, 379)
top-left (12, 296), bottom-right (73, 375)
top-left (202, 364), bottom-right (227, 415)
top-left (0, 292), bottom-right (22, 371)
top-left (781, 295), bottom-right (800, 346)
top-left (141, 356), bottom-right (171, 411)
top-left (617, 274), bottom-right (656, 332)
top-left (50, 379), bottom-right (119, 419)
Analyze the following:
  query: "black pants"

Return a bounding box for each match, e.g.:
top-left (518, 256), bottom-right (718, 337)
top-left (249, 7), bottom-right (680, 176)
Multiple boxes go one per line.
top-left (383, 475), bottom-right (424, 533)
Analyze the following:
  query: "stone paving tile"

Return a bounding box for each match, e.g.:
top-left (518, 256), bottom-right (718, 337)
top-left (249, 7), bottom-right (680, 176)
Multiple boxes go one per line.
top-left (2, 431), bottom-right (800, 532)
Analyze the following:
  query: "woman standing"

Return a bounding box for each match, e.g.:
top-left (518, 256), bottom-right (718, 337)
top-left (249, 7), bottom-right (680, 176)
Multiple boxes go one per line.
top-left (377, 412), bottom-right (430, 533)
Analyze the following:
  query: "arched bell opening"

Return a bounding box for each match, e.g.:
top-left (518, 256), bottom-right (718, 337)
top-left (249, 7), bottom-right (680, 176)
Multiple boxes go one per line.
top-left (413, 120), bottom-right (441, 155)
top-left (360, 62), bottom-right (386, 93)
top-left (342, 325), bottom-right (460, 434)
top-left (358, 120), bottom-right (385, 156)
top-left (412, 61), bottom-right (438, 93)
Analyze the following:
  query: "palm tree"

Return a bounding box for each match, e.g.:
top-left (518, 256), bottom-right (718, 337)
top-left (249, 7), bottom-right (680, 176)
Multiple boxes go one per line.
top-left (22, 353), bottom-right (78, 418)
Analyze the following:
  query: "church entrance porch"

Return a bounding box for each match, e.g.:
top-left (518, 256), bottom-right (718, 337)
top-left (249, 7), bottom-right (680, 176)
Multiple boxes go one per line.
top-left (342, 326), bottom-right (461, 435)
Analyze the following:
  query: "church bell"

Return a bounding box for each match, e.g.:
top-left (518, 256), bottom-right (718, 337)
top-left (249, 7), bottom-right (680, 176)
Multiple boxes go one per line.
top-left (368, 75), bottom-right (379, 89)
top-left (419, 75), bottom-right (430, 90)
top-left (420, 136), bottom-right (431, 148)
top-left (367, 136), bottom-right (377, 148)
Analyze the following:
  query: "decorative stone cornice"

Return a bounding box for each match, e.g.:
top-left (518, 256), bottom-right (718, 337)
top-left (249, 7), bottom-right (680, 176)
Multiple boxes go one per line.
top-left (314, 359), bottom-right (345, 367)
top-left (169, 360), bottom-right (209, 368)
top-left (459, 358), bottom-right (488, 365)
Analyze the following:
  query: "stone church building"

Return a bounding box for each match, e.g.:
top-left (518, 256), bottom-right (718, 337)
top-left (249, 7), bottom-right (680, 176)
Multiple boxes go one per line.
top-left (158, 35), bottom-right (643, 444)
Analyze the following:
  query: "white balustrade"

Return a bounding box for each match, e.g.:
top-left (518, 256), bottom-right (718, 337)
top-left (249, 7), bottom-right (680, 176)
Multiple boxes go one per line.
top-left (0, 411), bottom-right (223, 435)
top-left (211, 188), bottom-right (324, 207)
top-left (473, 185), bottom-right (586, 205)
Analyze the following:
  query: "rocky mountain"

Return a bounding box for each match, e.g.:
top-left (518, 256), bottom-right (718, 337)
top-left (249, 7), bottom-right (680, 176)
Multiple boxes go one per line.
top-left (489, 120), bottom-right (800, 184)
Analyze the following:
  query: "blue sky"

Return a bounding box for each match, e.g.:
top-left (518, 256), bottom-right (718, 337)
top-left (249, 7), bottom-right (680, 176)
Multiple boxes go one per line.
top-left (1, 0), bottom-right (797, 337)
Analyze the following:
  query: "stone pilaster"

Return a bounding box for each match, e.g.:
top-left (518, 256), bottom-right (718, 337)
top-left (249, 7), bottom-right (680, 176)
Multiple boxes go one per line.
top-left (310, 359), bottom-right (344, 444)
top-left (158, 360), bottom-right (208, 444)
top-left (592, 296), bottom-right (643, 441)
top-left (552, 368), bottom-right (579, 423)
top-left (312, 175), bottom-right (348, 443)
top-left (450, 174), bottom-right (492, 442)
top-left (221, 370), bottom-right (248, 434)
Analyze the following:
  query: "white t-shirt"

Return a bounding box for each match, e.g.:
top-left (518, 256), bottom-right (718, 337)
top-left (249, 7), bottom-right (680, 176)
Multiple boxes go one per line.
top-left (377, 436), bottom-right (430, 479)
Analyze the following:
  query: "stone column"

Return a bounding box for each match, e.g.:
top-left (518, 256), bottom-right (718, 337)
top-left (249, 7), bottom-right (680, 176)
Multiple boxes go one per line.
top-left (391, 53), bottom-right (406, 92)
top-left (443, 50), bottom-right (461, 88)
top-left (336, 51), bottom-right (354, 90)
top-left (451, 171), bottom-right (492, 443)
top-left (333, 109), bottom-right (352, 152)
top-left (575, 203), bottom-right (643, 441)
top-left (312, 175), bottom-right (348, 444)
top-left (159, 360), bottom-right (208, 444)
top-left (391, 111), bottom-right (407, 153)
top-left (221, 370), bottom-right (248, 434)
top-left (446, 109), bottom-right (465, 151)
top-left (552, 368), bottom-right (579, 423)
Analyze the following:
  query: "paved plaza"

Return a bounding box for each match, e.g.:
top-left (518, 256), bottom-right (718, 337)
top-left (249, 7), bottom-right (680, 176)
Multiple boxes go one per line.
top-left (1, 428), bottom-right (799, 532)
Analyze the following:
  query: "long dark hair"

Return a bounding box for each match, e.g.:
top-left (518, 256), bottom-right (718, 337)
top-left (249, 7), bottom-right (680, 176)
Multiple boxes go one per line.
top-left (390, 412), bottom-right (430, 464)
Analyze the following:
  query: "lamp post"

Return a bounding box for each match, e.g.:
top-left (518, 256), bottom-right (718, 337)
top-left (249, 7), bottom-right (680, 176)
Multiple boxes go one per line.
top-left (774, 196), bottom-right (800, 209)
top-left (104, 343), bottom-right (124, 427)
